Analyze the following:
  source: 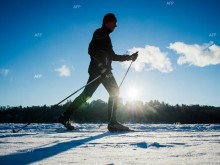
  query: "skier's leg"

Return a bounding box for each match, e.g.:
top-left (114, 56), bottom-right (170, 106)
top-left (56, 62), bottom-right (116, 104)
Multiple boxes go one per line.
top-left (101, 74), bottom-right (119, 123)
top-left (107, 96), bottom-right (118, 122)
top-left (59, 74), bottom-right (101, 129)
top-left (102, 74), bottom-right (130, 131)
top-left (67, 75), bottom-right (101, 114)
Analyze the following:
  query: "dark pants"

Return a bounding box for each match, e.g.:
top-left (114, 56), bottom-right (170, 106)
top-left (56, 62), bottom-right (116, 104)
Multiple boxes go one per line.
top-left (66, 72), bottom-right (119, 122)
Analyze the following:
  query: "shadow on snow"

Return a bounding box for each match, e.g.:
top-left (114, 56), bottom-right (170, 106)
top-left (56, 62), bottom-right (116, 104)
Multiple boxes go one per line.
top-left (0, 132), bottom-right (110, 165)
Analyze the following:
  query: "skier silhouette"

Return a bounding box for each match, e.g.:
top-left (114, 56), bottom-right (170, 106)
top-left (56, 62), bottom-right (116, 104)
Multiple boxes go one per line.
top-left (59, 13), bottom-right (138, 132)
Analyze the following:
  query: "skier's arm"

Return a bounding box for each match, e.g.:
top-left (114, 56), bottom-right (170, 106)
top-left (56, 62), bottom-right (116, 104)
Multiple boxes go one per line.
top-left (112, 51), bottom-right (138, 62)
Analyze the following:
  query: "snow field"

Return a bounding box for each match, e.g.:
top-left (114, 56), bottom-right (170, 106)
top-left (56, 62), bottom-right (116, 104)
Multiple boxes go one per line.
top-left (0, 123), bottom-right (219, 165)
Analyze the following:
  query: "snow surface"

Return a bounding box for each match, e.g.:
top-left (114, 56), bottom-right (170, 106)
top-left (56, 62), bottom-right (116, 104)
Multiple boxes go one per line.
top-left (0, 123), bottom-right (220, 165)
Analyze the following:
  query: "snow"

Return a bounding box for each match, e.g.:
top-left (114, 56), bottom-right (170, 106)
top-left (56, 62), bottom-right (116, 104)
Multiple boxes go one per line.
top-left (0, 123), bottom-right (220, 165)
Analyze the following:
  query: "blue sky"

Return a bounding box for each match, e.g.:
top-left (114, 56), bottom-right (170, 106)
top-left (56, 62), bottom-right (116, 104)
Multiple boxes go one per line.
top-left (0, 0), bottom-right (220, 107)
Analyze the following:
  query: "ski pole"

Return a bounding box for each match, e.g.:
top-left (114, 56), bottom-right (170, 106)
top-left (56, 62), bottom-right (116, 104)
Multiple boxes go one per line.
top-left (56, 75), bottom-right (101, 105)
top-left (119, 61), bottom-right (133, 88)
top-left (12, 75), bottom-right (101, 133)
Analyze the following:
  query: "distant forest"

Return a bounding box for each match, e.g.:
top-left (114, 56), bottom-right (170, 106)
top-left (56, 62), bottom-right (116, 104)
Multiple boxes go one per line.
top-left (0, 99), bottom-right (220, 124)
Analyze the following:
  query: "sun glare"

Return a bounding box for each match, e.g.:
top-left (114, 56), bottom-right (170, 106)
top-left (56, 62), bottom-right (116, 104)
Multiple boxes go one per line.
top-left (127, 86), bottom-right (139, 100)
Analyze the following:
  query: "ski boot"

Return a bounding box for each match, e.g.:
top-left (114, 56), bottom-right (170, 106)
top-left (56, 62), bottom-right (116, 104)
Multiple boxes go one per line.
top-left (108, 121), bottom-right (131, 132)
top-left (58, 112), bottom-right (75, 130)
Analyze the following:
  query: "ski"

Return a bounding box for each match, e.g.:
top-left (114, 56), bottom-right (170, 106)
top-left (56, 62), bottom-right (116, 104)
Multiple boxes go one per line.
top-left (108, 129), bottom-right (135, 133)
top-left (55, 127), bottom-right (144, 133)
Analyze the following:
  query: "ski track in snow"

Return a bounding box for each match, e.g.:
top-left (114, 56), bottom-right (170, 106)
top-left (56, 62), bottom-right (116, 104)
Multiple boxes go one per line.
top-left (0, 123), bottom-right (220, 165)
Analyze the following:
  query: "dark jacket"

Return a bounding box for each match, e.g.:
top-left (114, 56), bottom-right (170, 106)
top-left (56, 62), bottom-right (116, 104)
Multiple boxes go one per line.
top-left (88, 25), bottom-right (130, 75)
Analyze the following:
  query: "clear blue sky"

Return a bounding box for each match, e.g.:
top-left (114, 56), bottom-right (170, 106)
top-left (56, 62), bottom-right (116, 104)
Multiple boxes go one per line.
top-left (0, 0), bottom-right (220, 107)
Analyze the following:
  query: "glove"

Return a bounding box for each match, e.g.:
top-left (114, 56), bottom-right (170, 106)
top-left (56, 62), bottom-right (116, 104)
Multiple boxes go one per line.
top-left (97, 63), bottom-right (113, 78)
top-left (97, 63), bottom-right (107, 74)
top-left (130, 51), bottom-right (138, 61)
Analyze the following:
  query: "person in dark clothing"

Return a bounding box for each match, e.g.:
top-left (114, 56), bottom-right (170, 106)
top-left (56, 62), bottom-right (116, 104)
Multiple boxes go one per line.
top-left (59, 13), bottom-right (138, 132)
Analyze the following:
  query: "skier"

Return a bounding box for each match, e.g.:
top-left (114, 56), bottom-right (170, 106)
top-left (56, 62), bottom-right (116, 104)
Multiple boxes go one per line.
top-left (59, 13), bottom-right (138, 132)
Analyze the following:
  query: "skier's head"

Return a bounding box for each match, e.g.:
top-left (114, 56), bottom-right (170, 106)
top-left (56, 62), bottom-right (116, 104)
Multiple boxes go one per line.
top-left (102, 13), bottom-right (117, 32)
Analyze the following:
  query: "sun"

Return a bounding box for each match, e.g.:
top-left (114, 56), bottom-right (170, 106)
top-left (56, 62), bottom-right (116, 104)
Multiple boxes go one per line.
top-left (127, 86), bottom-right (139, 100)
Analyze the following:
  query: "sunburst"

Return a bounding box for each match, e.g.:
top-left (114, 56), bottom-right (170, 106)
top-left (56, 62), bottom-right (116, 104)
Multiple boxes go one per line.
top-left (127, 86), bottom-right (139, 100)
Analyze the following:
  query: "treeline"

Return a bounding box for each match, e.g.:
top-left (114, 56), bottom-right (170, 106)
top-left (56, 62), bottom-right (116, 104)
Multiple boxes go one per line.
top-left (0, 99), bottom-right (220, 124)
